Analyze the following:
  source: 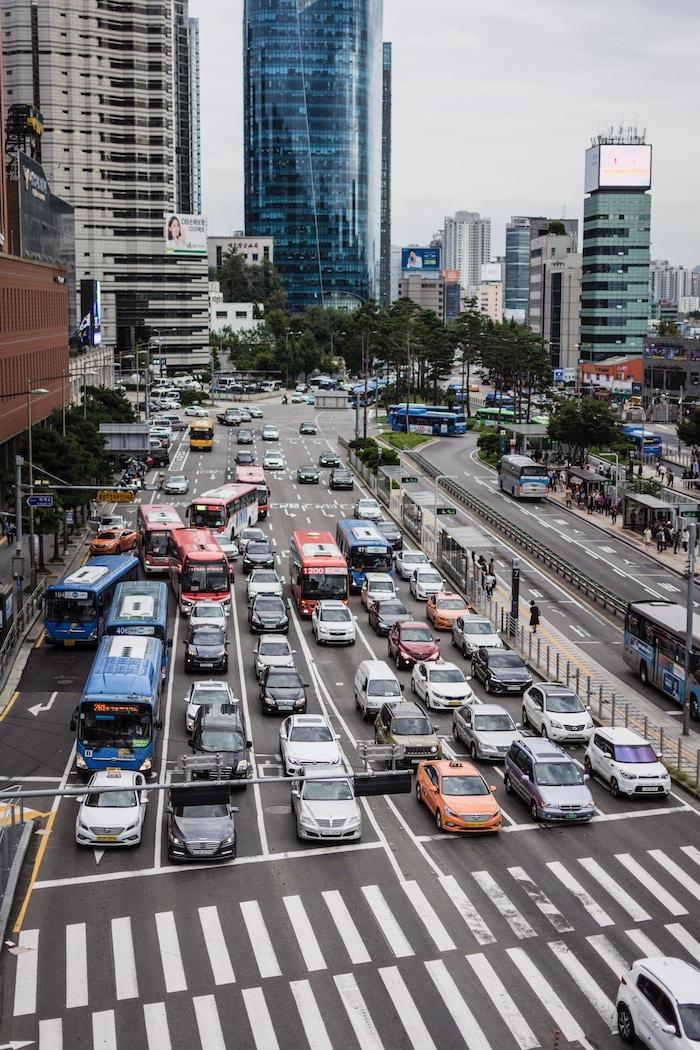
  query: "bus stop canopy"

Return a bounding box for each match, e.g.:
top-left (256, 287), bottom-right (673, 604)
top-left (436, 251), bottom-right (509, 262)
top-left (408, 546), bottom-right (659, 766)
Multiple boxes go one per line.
top-left (568, 467), bottom-right (612, 486)
top-left (502, 424), bottom-right (548, 438)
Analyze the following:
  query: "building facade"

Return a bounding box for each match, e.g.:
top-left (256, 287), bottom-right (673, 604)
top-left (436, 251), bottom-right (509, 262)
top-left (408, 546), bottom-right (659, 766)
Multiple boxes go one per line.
top-left (379, 41), bottom-right (392, 308)
top-left (528, 230), bottom-right (581, 369)
top-left (649, 260), bottom-right (700, 310)
top-left (504, 216), bottom-right (544, 321)
top-left (442, 211), bottom-right (490, 296)
top-left (398, 273), bottom-right (445, 321)
top-left (208, 234), bottom-right (274, 273)
top-left (173, 1), bottom-right (202, 215)
top-left (2, 0), bottom-right (209, 367)
top-left (477, 280), bottom-right (503, 323)
top-left (243, 0), bottom-right (383, 311)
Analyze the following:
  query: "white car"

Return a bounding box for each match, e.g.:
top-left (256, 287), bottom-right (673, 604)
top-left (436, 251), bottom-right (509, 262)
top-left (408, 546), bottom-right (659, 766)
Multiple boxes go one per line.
top-left (263, 450), bottom-right (285, 470)
top-left (75, 769), bottom-right (147, 848)
top-left (189, 601), bottom-right (228, 628)
top-left (410, 567), bottom-right (445, 600)
top-left (238, 527), bottom-right (267, 553)
top-left (584, 726), bottom-right (670, 798)
top-left (262, 424), bottom-right (280, 440)
top-left (252, 634), bottom-right (295, 680)
top-left (452, 703), bottom-right (521, 761)
top-left (184, 406), bottom-right (209, 417)
top-left (290, 392), bottom-right (306, 403)
top-left (247, 568), bottom-right (283, 602)
top-left (353, 497), bottom-right (382, 521)
top-left (249, 406), bottom-right (264, 418)
top-left (521, 683), bottom-right (594, 743)
top-left (184, 680), bottom-right (238, 733)
top-left (452, 615), bottom-right (503, 658)
top-left (616, 956), bottom-right (700, 1048)
top-left (360, 572), bottom-right (397, 610)
top-left (279, 713), bottom-right (342, 776)
top-left (410, 660), bottom-right (473, 709)
top-left (292, 767), bottom-right (361, 841)
top-left (311, 600), bottom-right (356, 645)
top-left (394, 548), bottom-right (431, 580)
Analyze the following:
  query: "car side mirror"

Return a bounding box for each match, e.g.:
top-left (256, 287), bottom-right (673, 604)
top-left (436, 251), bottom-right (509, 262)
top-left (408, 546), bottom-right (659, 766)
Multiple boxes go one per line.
top-left (166, 638), bottom-right (173, 649)
top-left (303, 682), bottom-right (310, 688)
top-left (246, 739), bottom-right (253, 749)
top-left (489, 785), bottom-right (497, 793)
top-left (515, 722), bottom-right (521, 728)
top-left (585, 704), bottom-right (591, 710)
top-left (400, 684), bottom-right (405, 692)
top-left (69, 715), bottom-right (77, 732)
top-left (75, 795), bottom-right (85, 803)
top-left (291, 788), bottom-right (300, 798)
top-left (660, 1025), bottom-right (677, 1037)
top-left (432, 724), bottom-right (438, 732)
top-left (155, 719), bottom-right (163, 731)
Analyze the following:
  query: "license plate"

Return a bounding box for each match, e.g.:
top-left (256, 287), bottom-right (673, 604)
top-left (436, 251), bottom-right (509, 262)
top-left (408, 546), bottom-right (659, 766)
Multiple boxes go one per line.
top-left (448, 700), bottom-right (462, 706)
top-left (565, 813), bottom-right (577, 820)
top-left (64, 640), bottom-right (75, 647)
top-left (198, 663), bottom-right (213, 668)
top-left (641, 785), bottom-right (659, 792)
top-left (96, 834), bottom-right (117, 842)
top-left (464, 822), bottom-right (484, 828)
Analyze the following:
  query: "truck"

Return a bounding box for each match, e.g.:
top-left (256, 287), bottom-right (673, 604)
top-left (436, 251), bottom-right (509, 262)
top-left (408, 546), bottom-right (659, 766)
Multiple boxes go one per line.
top-left (216, 407), bottom-right (242, 426)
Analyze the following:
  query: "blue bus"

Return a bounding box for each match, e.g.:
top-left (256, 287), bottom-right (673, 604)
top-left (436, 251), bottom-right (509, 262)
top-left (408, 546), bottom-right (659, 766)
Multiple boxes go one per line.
top-left (622, 425), bottom-right (663, 459)
top-left (335, 519), bottom-right (393, 591)
top-left (44, 555), bottom-right (140, 646)
top-left (104, 580), bottom-right (170, 674)
top-left (72, 633), bottom-right (164, 776)
top-left (388, 406), bottom-right (467, 437)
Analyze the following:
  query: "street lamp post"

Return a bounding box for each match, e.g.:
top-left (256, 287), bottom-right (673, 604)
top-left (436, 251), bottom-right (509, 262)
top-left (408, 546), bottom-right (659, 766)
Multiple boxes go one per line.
top-left (26, 384), bottom-right (49, 590)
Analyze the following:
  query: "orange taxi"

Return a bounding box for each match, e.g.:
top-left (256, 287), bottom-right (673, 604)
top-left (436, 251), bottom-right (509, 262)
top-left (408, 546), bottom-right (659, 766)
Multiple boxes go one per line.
top-left (415, 759), bottom-right (501, 833)
top-left (426, 591), bottom-right (469, 630)
top-left (89, 528), bottom-right (138, 556)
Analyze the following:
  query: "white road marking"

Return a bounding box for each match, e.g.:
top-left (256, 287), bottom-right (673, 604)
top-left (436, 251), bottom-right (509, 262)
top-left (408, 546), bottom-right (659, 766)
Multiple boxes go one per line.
top-left (65, 922), bottom-right (88, 1008)
top-left (507, 947), bottom-right (589, 1046)
top-left (362, 884), bottom-right (414, 958)
top-left (665, 922), bottom-right (700, 964)
top-left (466, 952), bottom-right (538, 1049)
top-left (240, 900), bottom-right (281, 978)
top-left (38, 1018), bottom-right (63, 1050)
top-left (587, 934), bottom-right (629, 977)
top-left (231, 581), bottom-right (268, 855)
top-left (284, 894), bottom-right (327, 971)
top-left (193, 994), bottom-right (227, 1050)
top-left (472, 870), bottom-right (537, 939)
top-left (615, 853), bottom-right (686, 916)
top-left (438, 874), bottom-right (496, 945)
top-left (401, 880), bottom-right (456, 952)
top-left (335, 972), bottom-right (385, 1050)
top-left (153, 606), bottom-right (180, 869)
top-left (549, 940), bottom-right (617, 1031)
top-left (378, 966), bottom-right (438, 1050)
top-left (199, 906), bottom-right (236, 985)
top-left (547, 861), bottom-right (614, 926)
top-left (577, 856), bottom-right (650, 922)
top-left (321, 890), bottom-right (371, 964)
top-left (111, 917), bottom-right (139, 1000)
top-left (649, 849), bottom-right (700, 900)
top-left (425, 959), bottom-right (491, 1050)
top-left (508, 866), bottom-right (573, 933)
top-left (626, 928), bottom-right (663, 957)
top-left (144, 1002), bottom-right (172, 1050)
top-left (155, 911), bottom-right (187, 993)
top-left (242, 987), bottom-right (280, 1050)
top-left (13, 928), bottom-right (39, 1016)
top-left (92, 1010), bottom-right (117, 1050)
top-left (290, 979), bottom-right (333, 1050)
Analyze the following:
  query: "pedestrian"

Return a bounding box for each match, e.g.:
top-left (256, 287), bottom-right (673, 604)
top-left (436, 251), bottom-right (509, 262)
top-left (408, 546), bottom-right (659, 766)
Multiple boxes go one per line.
top-left (565, 485), bottom-right (573, 509)
top-left (488, 557), bottom-right (495, 576)
top-left (529, 600), bottom-right (540, 634)
top-left (637, 463), bottom-right (643, 478)
top-left (673, 526), bottom-right (681, 554)
top-left (683, 526), bottom-right (689, 553)
top-left (484, 572), bottom-right (496, 598)
top-left (668, 472), bottom-right (674, 489)
top-left (643, 525), bottom-right (652, 549)
top-left (611, 505), bottom-right (618, 526)
top-left (657, 529), bottom-right (665, 554)
top-left (2, 519), bottom-right (11, 544)
top-left (630, 509), bottom-right (637, 532)
top-left (587, 495), bottom-right (594, 514)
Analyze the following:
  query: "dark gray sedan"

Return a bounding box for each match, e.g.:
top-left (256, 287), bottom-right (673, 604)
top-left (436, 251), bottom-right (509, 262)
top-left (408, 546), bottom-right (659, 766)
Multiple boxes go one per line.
top-left (297, 464), bottom-right (320, 484)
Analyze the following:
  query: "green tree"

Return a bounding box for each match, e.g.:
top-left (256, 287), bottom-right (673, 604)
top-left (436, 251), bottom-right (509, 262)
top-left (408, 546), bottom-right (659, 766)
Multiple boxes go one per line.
top-left (678, 406), bottom-right (700, 446)
top-left (447, 300), bottom-right (488, 417)
top-left (657, 320), bottom-right (680, 337)
top-left (547, 397), bottom-right (621, 465)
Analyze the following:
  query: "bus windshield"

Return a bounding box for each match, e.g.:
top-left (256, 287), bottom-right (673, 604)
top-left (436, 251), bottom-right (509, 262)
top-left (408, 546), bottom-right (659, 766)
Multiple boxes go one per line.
top-left (145, 532), bottom-right (169, 557)
top-left (189, 507), bottom-right (225, 529)
top-left (46, 592), bottom-right (97, 623)
top-left (302, 572), bottom-right (347, 600)
top-left (183, 563), bottom-right (229, 594)
top-left (79, 703), bottom-right (152, 748)
top-left (348, 547), bottom-right (392, 572)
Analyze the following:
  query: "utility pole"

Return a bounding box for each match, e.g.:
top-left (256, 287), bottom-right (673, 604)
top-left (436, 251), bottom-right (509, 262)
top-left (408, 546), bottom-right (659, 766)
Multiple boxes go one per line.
top-left (683, 521), bottom-right (697, 736)
top-left (363, 330), bottom-right (369, 439)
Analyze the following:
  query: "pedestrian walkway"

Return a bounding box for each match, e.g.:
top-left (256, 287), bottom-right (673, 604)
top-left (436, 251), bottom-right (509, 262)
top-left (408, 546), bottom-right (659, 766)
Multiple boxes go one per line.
top-left (7, 842), bottom-right (700, 1048)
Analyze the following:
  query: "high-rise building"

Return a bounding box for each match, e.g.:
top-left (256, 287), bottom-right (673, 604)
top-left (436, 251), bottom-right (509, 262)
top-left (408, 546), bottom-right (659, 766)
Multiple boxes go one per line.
top-left (504, 217), bottom-right (544, 321)
top-left (379, 42), bottom-right (392, 308)
top-left (528, 229), bottom-right (581, 369)
top-left (649, 260), bottom-right (700, 309)
top-left (244, 0), bottom-right (383, 312)
top-left (442, 211), bottom-right (490, 296)
top-left (174, 1), bottom-right (202, 215)
top-left (580, 128), bottom-right (652, 361)
top-left (477, 264), bottom-right (503, 323)
top-left (2, 0), bottom-right (209, 366)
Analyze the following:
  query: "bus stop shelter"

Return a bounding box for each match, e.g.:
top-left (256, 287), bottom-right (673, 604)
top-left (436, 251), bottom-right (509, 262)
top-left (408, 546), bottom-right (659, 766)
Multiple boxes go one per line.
top-left (567, 467), bottom-right (613, 496)
top-left (502, 423), bottom-right (549, 455)
top-left (624, 491), bottom-right (699, 533)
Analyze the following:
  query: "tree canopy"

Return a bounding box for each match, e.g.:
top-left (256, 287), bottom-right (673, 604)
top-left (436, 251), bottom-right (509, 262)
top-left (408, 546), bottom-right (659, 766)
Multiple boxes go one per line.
top-left (547, 397), bottom-right (621, 465)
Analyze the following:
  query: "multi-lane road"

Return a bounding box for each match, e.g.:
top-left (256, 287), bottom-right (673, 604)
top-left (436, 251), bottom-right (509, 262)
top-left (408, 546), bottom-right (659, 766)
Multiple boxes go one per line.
top-left (1, 399), bottom-right (699, 1050)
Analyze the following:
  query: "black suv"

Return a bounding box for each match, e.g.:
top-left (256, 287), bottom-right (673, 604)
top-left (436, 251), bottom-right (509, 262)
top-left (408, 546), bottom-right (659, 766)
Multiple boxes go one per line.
top-left (329, 467), bottom-right (354, 490)
top-left (471, 647), bottom-right (532, 696)
top-left (259, 665), bottom-right (308, 714)
top-left (297, 464), bottom-right (320, 484)
top-left (190, 705), bottom-right (253, 783)
top-left (184, 623), bottom-right (228, 673)
top-left (167, 783), bottom-right (237, 863)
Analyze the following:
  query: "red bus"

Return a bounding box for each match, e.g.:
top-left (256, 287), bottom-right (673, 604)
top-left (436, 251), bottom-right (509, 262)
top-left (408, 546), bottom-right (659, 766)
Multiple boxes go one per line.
top-left (186, 483), bottom-right (258, 539)
top-left (136, 504), bottom-right (185, 574)
top-left (169, 527), bottom-right (232, 615)
top-left (234, 466), bottom-right (270, 519)
top-left (288, 530), bottom-right (349, 617)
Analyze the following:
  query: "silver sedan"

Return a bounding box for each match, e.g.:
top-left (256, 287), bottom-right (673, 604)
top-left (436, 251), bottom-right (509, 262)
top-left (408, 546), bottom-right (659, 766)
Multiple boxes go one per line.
top-left (452, 703), bottom-right (522, 761)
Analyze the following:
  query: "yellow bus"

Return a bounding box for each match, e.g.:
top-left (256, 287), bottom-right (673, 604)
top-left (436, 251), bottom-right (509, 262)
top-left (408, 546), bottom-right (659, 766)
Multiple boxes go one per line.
top-left (189, 419), bottom-right (214, 451)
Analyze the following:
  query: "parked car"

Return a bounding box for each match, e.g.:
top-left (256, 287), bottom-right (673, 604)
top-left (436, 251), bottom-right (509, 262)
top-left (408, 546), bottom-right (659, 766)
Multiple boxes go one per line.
top-left (616, 956), bottom-right (700, 1047)
top-left (415, 759), bottom-right (501, 834)
top-left (394, 548), bottom-right (431, 580)
top-left (521, 683), bottom-right (594, 743)
top-left (166, 783), bottom-right (237, 863)
top-left (189, 706), bottom-right (252, 783)
top-left (248, 594), bottom-right (289, 633)
top-left (319, 451), bottom-right (340, 468)
top-left (452, 703), bottom-right (521, 761)
top-left (246, 568), bottom-right (283, 602)
top-left (184, 680), bottom-right (238, 734)
top-left (297, 464), bottom-right (320, 484)
top-left (504, 737), bottom-right (595, 823)
top-left (410, 660), bottom-right (473, 710)
top-left (353, 497), bottom-right (382, 521)
top-left (242, 540), bottom-right (275, 574)
top-left (375, 519), bottom-right (403, 552)
top-left (183, 623), bottom-right (228, 673)
top-left (262, 424), bottom-right (280, 441)
top-left (353, 659), bottom-right (404, 721)
top-left (75, 770), bottom-right (147, 848)
top-left (410, 566), bottom-right (445, 601)
top-left (329, 468), bottom-right (354, 490)
top-left (163, 474), bottom-right (189, 495)
top-left (252, 634), bottom-right (295, 680)
top-left (291, 767), bottom-right (361, 841)
top-left (360, 572), bottom-right (397, 610)
top-left (311, 600), bottom-right (356, 645)
top-left (185, 405), bottom-right (210, 418)
top-left (279, 713), bottom-right (341, 776)
top-left (387, 620), bottom-right (440, 669)
top-left (426, 591), bottom-right (469, 629)
top-left (472, 647), bottom-right (532, 695)
top-left (374, 700), bottom-right (441, 768)
top-left (584, 726), bottom-right (670, 798)
top-left (259, 664), bottom-right (308, 714)
top-left (299, 421), bottom-right (317, 435)
top-left (451, 615), bottom-right (503, 658)
top-left (263, 450), bottom-right (285, 470)
top-left (368, 598), bottom-right (411, 637)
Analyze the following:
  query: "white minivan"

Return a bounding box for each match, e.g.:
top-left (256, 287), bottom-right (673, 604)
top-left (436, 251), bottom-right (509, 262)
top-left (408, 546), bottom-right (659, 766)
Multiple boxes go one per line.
top-left (584, 726), bottom-right (670, 798)
top-left (353, 660), bottom-right (403, 720)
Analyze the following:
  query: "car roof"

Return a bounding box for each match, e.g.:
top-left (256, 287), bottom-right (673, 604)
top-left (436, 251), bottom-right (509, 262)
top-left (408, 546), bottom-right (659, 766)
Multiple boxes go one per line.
top-left (481, 646), bottom-right (513, 654)
top-left (472, 703), bottom-right (510, 716)
top-left (317, 599), bottom-right (347, 608)
top-left (424, 661), bottom-right (461, 673)
top-left (191, 681), bottom-right (233, 693)
top-left (517, 737), bottom-right (567, 760)
top-left (636, 957), bottom-right (700, 1000)
top-left (435, 591), bottom-right (462, 600)
top-left (538, 683), bottom-right (579, 694)
top-left (200, 708), bottom-right (244, 729)
top-left (258, 633), bottom-right (290, 643)
top-left (430, 759), bottom-right (481, 777)
top-left (391, 702), bottom-right (428, 718)
top-left (595, 726), bottom-right (648, 744)
top-left (358, 659), bottom-right (396, 675)
top-left (88, 769), bottom-right (139, 787)
top-left (288, 713), bottom-right (328, 726)
top-left (365, 572), bottom-right (393, 583)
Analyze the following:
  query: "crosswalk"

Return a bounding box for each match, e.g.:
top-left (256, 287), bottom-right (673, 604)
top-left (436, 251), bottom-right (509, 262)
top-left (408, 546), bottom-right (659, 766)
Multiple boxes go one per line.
top-left (7, 842), bottom-right (700, 1048)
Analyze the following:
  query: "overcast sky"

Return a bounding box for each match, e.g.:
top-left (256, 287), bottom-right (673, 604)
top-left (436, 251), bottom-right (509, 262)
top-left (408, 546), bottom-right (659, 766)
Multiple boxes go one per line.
top-left (190, 0), bottom-right (700, 267)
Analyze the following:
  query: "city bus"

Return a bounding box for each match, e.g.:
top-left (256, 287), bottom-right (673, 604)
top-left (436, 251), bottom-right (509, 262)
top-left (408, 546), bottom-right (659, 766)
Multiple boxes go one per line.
top-left (234, 465), bottom-right (270, 519)
top-left (186, 483), bottom-right (258, 539)
top-left (474, 406), bottom-right (549, 428)
top-left (136, 504), bottom-right (185, 573)
top-left (498, 455), bottom-right (549, 499)
top-left (388, 406), bottom-right (467, 436)
top-left (169, 527), bottom-right (231, 615)
top-left (104, 580), bottom-right (170, 673)
top-left (335, 519), bottom-right (393, 592)
top-left (622, 425), bottom-right (663, 460)
top-left (289, 530), bottom-right (349, 616)
top-left (189, 418), bottom-right (214, 451)
top-left (43, 555), bottom-right (139, 646)
top-left (623, 600), bottom-right (700, 721)
top-left (72, 633), bottom-right (164, 776)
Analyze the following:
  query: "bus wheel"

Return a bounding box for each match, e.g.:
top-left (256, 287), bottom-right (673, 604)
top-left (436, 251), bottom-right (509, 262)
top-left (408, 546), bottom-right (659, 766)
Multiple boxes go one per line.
top-left (639, 662), bottom-right (649, 685)
top-left (690, 694), bottom-right (700, 722)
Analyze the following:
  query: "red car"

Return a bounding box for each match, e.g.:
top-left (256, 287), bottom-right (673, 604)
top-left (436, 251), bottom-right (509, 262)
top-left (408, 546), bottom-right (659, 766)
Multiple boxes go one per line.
top-left (387, 620), bottom-right (440, 670)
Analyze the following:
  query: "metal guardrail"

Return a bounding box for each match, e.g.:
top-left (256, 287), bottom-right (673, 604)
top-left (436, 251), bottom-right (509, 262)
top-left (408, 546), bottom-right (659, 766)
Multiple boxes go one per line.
top-left (0, 579), bottom-right (47, 689)
top-left (407, 451), bottom-right (628, 616)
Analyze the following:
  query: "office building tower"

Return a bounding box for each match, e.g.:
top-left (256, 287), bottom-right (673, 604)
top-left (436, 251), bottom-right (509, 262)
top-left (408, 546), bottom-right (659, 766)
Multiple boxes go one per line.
top-left (174, 1), bottom-right (202, 215)
top-left (2, 0), bottom-right (209, 366)
top-left (244, 0), bottom-right (383, 312)
top-left (442, 211), bottom-right (490, 296)
top-left (649, 260), bottom-right (700, 310)
top-left (580, 128), bottom-right (652, 361)
top-left (528, 228), bottom-right (581, 369)
top-left (505, 217), bottom-right (543, 321)
top-left (398, 272), bottom-right (446, 321)
top-left (379, 42), bottom-right (392, 307)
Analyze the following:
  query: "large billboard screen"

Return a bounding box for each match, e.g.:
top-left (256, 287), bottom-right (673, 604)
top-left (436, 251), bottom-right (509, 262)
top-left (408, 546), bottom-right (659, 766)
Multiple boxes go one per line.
top-left (79, 279), bottom-right (102, 347)
top-left (164, 213), bottom-right (207, 256)
top-left (401, 247), bottom-right (440, 271)
top-left (585, 144), bottom-right (652, 192)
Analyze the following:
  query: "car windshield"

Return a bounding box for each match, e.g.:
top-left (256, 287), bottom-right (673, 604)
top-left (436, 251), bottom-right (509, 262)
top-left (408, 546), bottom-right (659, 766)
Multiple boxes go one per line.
top-left (259, 641), bottom-right (290, 656)
top-left (256, 598), bottom-right (283, 612)
top-left (97, 531), bottom-right (121, 541)
top-left (321, 608), bottom-right (351, 622)
top-left (428, 668), bottom-right (464, 683)
top-left (192, 605), bottom-right (223, 619)
top-left (613, 744), bottom-right (658, 763)
top-left (242, 529), bottom-right (264, 542)
top-left (378, 602), bottom-right (406, 616)
top-left (247, 543), bottom-right (271, 555)
top-left (441, 775), bottom-right (489, 796)
top-left (289, 726), bottom-right (333, 742)
top-left (300, 465), bottom-right (317, 473)
top-left (404, 553), bottom-right (428, 565)
top-left (393, 717), bottom-right (433, 735)
top-left (191, 627), bottom-right (224, 644)
top-left (463, 621), bottom-right (494, 635)
top-left (489, 653), bottom-right (524, 668)
top-left (418, 573), bottom-right (442, 586)
top-left (176, 804), bottom-right (229, 819)
top-left (438, 599), bottom-right (466, 610)
top-left (85, 789), bottom-right (138, 808)
top-left (269, 672), bottom-right (302, 688)
top-left (370, 581), bottom-right (394, 592)
top-left (545, 692), bottom-right (585, 713)
top-left (199, 729), bottom-right (245, 752)
top-left (252, 571), bottom-right (278, 582)
top-left (474, 714), bottom-right (514, 732)
top-left (359, 502), bottom-right (378, 512)
top-left (535, 762), bottom-right (584, 786)
top-left (401, 627), bottom-right (432, 642)
top-left (190, 687), bottom-right (230, 705)
top-left (367, 680), bottom-right (401, 697)
top-left (170, 476), bottom-right (186, 485)
top-left (377, 523), bottom-right (398, 535)
top-left (679, 1005), bottom-right (700, 1040)
top-left (302, 780), bottom-right (353, 801)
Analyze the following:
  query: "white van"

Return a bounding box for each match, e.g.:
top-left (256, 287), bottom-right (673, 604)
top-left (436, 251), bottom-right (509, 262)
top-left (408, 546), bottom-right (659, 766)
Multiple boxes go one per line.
top-left (353, 660), bottom-right (404, 720)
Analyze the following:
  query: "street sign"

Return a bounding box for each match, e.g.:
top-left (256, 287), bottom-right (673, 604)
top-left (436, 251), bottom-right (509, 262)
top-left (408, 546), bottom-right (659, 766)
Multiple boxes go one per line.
top-left (401, 475), bottom-right (418, 484)
top-left (436, 506), bottom-right (456, 516)
top-left (96, 489), bottom-right (135, 504)
top-left (26, 495), bottom-right (54, 509)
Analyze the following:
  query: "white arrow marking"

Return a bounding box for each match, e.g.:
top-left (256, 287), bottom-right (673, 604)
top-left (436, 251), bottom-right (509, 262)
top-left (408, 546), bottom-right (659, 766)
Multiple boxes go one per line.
top-left (0, 1041), bottom-right (35, 1048)
top-left (27, 691), bottom-right (57, 718)
top-left (93, 849), bottom-right (105, 865)
top-left (528, 590), bottom-right (543, 598)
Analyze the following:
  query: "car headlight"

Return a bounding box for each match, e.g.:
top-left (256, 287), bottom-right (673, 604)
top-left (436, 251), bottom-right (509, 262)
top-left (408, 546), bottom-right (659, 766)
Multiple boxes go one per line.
top-left (252, 614), bottom-right (263, 625)
top-left (170, 833), bottom-right (185, 846)
top-left (124, 820), bottom-right (140, 832)
top-left (549, 719), bottom-right (564, 729)
top-left (661, 771), bottom-right (670, 779)
top-left (443, 805), bottom-right (460, 818)
top-left (89, 629), bottom-right (98, 639)
top-left (430, 745), bottom-right (438, 753)
top-left (76, 754), bottom-right (87, 769)
top-left (221, 834), bottom-right (236, 846)
top-left (620, 770), bottom-right (637, 780)
top-left (236, 759), bottom-right (249, 772)
top-left (78, 818), bottom-right (91, 831)
top-left (293, 698), bottom-right (305, 707)
top-left (300, 815), bottom-right (317, 829)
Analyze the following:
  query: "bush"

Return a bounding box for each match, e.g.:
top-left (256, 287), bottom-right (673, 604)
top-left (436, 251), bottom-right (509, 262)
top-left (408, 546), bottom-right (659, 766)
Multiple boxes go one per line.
top-left (349, 437), bottom-right (399, 472)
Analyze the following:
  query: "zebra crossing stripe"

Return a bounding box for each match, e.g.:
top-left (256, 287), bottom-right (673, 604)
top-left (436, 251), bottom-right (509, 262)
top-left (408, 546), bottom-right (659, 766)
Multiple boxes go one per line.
top-left (586, 934), bottom-right (629, 977)
top-left (290, 979), bottom-right (334, 1050)
top-left (242, 987), bottom-right (281, 1050)
top-left (425, 959), bottom-right (492, 1050)
top-left (13, 928), bottom-right (39, 1016)
top-left (615, 853), bottom-right (687, 916)
top-left (335, 972), bottom-right (385, 1050)
top-left (547, 862), bottom-right (614, 927)
top-left (284, 895), bottom-right (327, 972)
top-left (507, 947), bottom-right (588, 1045)
top-left (155, 912), bottom-right (187, 993)
top-left (91, 1009), bottom-right (117, 1050)
top-left (240, 900), bottom-right (282, 978)
top-left (648, 850), bottom-right (700, 901)
top-left (508, 866), bottom-right (573, 933)
top-left (577, 857), bottom-right (651, 922)
top-left (438, 874), bottom-right (495, 945)
top-left (665, 923), bottom-right (700, 965)
top-left (401, 880), bottom-right (456, 953)
top-left (466, 952), bottom-right (538, 1050)
top-left (193, 994), bottom-right (226, 1050)
top-left (143, 1002), bottom-right (172, 1050)
top-left (38, 1018), bottom-right (63, 1050)
top-left (548, 940), bottom-right (617, 1032)
top-left (321, 890), bottom-right (371, 964)
top-left (362, 885), bottom-right (413, 958)
top-left (378, 966), bottom-right (438, 1050)
top-left (65, 923), bottom-right (88, 1009)
top-left (198, 906), bottom-right (236, 985)
top-left (472, 870), bottom-right (537, 939)
top-left (111, 917), bottom-right (139, 1001)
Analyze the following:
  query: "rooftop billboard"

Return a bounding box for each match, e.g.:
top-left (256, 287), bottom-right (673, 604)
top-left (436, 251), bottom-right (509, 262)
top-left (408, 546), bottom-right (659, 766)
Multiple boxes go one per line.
top-left (164, 213), bottom-right (207, 256)
top-left (585, 144), bottom-right (652, 193)
top-left (401, 247), bottom-right (440, 271)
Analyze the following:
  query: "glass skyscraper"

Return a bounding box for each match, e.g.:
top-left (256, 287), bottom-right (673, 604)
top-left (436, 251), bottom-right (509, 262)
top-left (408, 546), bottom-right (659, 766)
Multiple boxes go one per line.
top-left (244, 0), bottom-right (383, 311)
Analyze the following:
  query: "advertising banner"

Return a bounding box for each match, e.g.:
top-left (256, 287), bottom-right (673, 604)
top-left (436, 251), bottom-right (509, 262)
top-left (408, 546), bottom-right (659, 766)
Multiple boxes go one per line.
top-left (79, 279), bottom-right (102, 347)
top-left (164, 213), bottom-right (207, 256)
top-left (401, 247), bottom-right (440, 271)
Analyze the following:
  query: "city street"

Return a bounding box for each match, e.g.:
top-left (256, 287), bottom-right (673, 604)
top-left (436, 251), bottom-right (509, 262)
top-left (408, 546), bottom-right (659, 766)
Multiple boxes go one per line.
top-left (1, 400), bottom-right (699, 1050)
